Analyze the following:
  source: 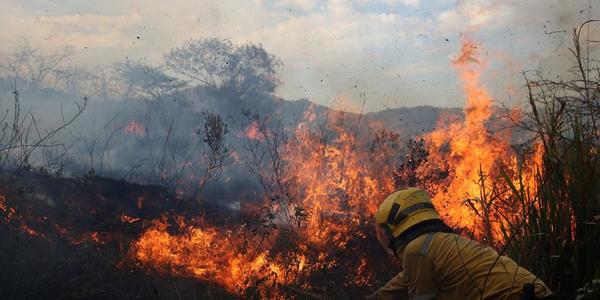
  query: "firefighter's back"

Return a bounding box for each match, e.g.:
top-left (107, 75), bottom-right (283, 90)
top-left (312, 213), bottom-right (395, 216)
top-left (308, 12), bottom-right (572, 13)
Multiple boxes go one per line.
top-left (404, 232), bottom-right (552, 300)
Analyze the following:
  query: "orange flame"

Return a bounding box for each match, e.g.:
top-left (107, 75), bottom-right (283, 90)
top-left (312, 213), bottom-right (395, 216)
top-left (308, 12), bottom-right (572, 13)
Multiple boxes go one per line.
top-left (129, 40), bottom-right (545, 295)
top-left (0, 194), bottom-right (16, 222)
top-left (417, 40), bottom-right (542, 240)
top-left (131, 109), bottom-right (396, 295)
top-left (244, 120), bottom-right (267, 141)
top-left (124, 120), bottom-right (145, 136)
top-left (131, 218), bottom-right (290, 294)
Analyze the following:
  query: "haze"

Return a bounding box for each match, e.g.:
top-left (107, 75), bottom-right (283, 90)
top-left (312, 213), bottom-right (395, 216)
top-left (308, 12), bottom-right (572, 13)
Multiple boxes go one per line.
top-left (0, 0), bottom-right (596, 111)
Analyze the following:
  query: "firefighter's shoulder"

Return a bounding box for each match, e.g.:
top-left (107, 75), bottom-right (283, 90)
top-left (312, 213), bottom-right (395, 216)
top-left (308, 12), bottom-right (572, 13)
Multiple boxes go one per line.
top-left (403, 232), bottom-right (437, 256)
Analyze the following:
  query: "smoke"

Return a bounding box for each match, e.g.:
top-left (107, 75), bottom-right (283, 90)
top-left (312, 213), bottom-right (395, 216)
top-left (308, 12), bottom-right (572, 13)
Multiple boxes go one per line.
top-left (0, 38), bottom-right (455, 208)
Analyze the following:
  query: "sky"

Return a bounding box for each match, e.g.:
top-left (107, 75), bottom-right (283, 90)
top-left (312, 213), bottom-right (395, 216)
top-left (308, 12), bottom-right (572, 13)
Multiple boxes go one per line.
top-left (0, 0), bottom-right (597, 112)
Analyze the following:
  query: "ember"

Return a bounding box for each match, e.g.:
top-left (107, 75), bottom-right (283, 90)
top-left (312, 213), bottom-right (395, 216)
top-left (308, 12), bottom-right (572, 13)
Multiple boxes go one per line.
top-left (120, 213), bottom-right (141, 223)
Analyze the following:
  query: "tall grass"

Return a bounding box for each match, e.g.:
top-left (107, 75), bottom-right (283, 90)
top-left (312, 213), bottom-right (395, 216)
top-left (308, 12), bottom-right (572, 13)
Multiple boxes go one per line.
top-left (501, 21), bottom-right (600, 299)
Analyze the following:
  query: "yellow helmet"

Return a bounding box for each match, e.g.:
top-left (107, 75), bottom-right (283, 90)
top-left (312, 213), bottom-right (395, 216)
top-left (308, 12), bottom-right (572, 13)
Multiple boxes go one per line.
top-left (375, 188), bottom-right (440, 239)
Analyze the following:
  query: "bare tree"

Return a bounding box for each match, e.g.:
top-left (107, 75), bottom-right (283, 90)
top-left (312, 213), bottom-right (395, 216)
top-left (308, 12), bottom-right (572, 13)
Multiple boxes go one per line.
top-left (89, 67), bottom-right (126, 100)
top-left (0, 40), bottom-right (75, 91)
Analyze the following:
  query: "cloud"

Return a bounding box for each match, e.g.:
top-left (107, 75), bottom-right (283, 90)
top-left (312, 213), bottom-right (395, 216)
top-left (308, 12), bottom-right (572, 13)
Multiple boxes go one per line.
top-left (435, 1), bottom-right (511, 34)
top-left (0, 1), bottom-right (144, 67)
top-left (237, 0), bottom-right (435, 108)
top-left (355, 0), bottom-right (421, 9)
top-left (387, 0), bottom-right (421, 8)
top-left (277, 0), bottom-right (320, 11)
top-left (40, 13), bottom-right (142, 48)
top-left (0, 0), bottom-right (597, 111)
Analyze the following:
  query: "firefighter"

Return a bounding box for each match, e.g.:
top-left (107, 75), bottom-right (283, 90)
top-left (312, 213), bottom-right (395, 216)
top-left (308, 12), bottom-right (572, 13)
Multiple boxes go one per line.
top-left (367, 187), bottom-right (552, 300)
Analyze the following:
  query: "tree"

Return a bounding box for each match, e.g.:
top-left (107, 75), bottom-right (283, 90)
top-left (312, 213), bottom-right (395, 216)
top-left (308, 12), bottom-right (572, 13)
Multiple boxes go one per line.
top-left (0, 40), bottom-right (76, 91)
top-left (115, 60), bottom-right (186, 99)
top-left (164, 38), bottom-right (282, 98)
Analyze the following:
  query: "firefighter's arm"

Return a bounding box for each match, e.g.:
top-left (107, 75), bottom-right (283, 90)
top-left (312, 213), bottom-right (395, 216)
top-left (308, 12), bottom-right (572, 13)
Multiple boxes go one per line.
top-left (365, 271), bottom-right (410, 300)
top-left (403, 254), bottom-right (437, 300)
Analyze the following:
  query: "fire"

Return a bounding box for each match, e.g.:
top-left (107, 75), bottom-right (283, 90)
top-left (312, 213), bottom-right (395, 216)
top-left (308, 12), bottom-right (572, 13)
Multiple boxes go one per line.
top-left (124, 120), bottom-right (145, 136)
top-left (244, 120), bottom-right (266, 141)
top-left (90, 232), bottom-right (106, 244)
top-left (0, 39), bottom-right (547, 299)
top-left (416, 40), bottom-right (507, 234)
top-left (0, 193), bottom-right (42, 237)
top-left (1, 192), bottom-right (117, 245)
top-left (129, 40), bottom-right (543, 296)
top-left (131, 218), bottom-right (291, 294)
top-left (131, 108), bottom-right (397, 296)
top-left (66, 231), bottom-right (111, 245)
top-left (417, 40), bottom-right (541, 239)
top-left (19, 224), bottom-right (42, 237)
top-left (120, 213), bottom-right (141, 223)
top-left (0, 193), bottom-right (16, 222)
top-left (285, 112), bottom-right (395, 244)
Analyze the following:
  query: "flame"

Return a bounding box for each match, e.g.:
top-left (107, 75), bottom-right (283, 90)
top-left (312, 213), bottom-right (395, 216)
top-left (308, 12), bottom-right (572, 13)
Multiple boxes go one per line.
top-left (416, 40), bottom-right (542, 239)
top-left (131, 218), bottom-right (290, 294)
top-left (124, 120), bottom-right (145, 136)
top-left (131, 108), bottom-right (396, 296)
top-left (285, 113), bottom-right (395, 244)
top-left (0, 193), bottom-right (16, 222)
top-left (416, 41), bottom-right (506, 235)
top-left (129, 40), bottom-right (544, 295)
top-left (0, 40), bottom-right (550, 298)
top-left (244, 120), bottom-right (267, 141)
top-left (0, 193), bottom-right (42, 237)
top-left (19, 224), bottom-right (42, 237)
top-left (90, 232), bottom-right (106, 244)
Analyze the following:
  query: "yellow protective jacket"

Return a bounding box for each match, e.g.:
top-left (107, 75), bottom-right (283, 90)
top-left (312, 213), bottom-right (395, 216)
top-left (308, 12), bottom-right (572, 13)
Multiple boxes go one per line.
top-left (373, 232), bottom-right (552, 300)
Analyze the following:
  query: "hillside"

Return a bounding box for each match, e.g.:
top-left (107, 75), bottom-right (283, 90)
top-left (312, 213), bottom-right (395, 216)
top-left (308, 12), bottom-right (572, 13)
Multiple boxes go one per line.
top-left (1, 83), bottom-right (462, 206)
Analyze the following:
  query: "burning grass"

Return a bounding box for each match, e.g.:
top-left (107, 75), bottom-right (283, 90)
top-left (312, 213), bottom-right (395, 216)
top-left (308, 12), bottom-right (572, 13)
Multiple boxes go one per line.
top-left (130, 108), bottom-right (399, 297)
top-left (128, 40), bottom-right (547, 298)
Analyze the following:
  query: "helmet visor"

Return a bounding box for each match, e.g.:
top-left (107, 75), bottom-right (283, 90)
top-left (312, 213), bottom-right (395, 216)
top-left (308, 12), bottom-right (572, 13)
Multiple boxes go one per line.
top-left (375, 224), bottom-right (395, 256)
